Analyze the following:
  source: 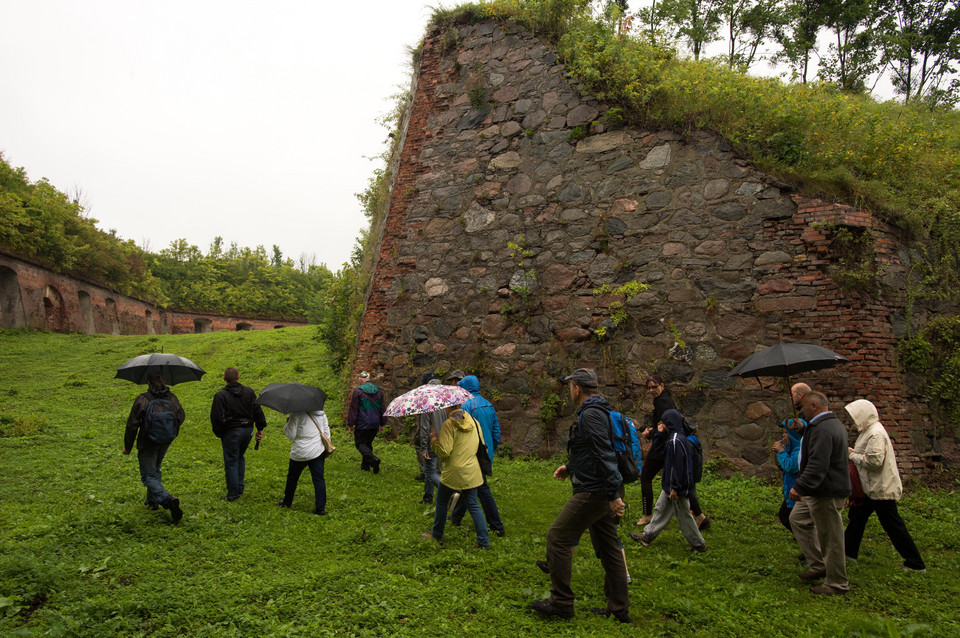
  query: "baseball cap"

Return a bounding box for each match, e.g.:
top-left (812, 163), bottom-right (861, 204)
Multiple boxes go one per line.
top-left (562, 368), bottom-right (599, 388)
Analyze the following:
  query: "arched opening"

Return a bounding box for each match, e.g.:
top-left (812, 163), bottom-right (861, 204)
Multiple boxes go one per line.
top-left (0, 266), bottom-right (26, 329)
top-left (43, 285), bottom-right (67, 332)
top-left (104, 298), bottom-right (121, 335)
top-left (273, 325), bottom-right (285, 329)
top-left (235, 322), bottom-right (253, 331)
top-left (145, 309), bottom-right (156, 335)
top-left (194, 318), bottom-right (213, 333)
top-left (77, 290), bottom-right (96, 334)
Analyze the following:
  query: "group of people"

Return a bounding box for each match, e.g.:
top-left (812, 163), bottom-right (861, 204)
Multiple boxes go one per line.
top-left (123, 363), bottom-right (927, 624)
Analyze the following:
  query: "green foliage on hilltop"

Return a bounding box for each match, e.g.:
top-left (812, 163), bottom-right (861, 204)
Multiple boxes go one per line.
top-left (0, 152), bottom-right (164, 301)
top-left (429, 0), bottom-right (960, 302)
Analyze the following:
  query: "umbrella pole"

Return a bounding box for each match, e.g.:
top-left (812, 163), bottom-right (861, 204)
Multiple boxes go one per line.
top-left (785, 374), bottom-right (799, 424)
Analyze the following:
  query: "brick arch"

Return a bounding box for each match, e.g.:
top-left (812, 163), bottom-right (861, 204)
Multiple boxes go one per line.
top-left (145, 309), bottom-right (156, 335)
top-left (43, 285), bottom-right (67, 332)
top-left (0, 266), bottom-right (26, 329)
top-left (77, 290), bottom-right (95, 334)
top-left (104, 298), bottom-right (121, 335)
top-left (194, 318), bottom-right (212, 333)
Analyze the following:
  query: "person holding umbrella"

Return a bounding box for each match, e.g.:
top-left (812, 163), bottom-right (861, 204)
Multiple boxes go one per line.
top-left (210, 367), bottom-right (268, 501)
top-left (123, 372), bottom-right (186, 523)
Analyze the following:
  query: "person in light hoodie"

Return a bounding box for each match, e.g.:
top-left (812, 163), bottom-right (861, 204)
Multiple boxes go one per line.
top-left (844, 399), bottom-right (926, 572)
top-left (278, 409), bottom-right (331, 515)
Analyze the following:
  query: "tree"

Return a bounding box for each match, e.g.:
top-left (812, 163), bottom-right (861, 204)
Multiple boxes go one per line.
top-left (659, 0), bottom-right (726, 59)
top-left (772, 0), bottom-right (827, 83)
top-left (877, 0), bottom-right (960, 106)
top-left (818, 0), bottom-right (882, 92)
top-left (721, 0), bottom-right (788, 69)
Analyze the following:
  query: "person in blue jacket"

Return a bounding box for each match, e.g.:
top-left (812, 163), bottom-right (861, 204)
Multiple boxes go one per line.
top-left (773, 416), bottom-right (805, 531)
top-left (450, 375), bottom-right (505, 536)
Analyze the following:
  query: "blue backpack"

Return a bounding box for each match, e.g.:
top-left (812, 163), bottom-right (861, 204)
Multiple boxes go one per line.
top-left (609, 411), bottom-right (641, 483)
top-left (143, 398), bottom-right (179, 445)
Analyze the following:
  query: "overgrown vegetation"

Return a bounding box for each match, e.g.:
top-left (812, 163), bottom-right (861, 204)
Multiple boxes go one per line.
top-left (1, 329), bottom-right (958, 636)
top-left (899, 316), bottom-right (960, 428)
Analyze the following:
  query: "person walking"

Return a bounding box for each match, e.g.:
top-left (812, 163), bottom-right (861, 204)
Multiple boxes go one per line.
top-left (278, 408), bottom-right (331, 515)
top-left (844, 399), bottom-right (926, 572)
top-left (789, 391), bottom-right (852, 595)
top-left (418, 377), bottom-right (445, 504)
top-left (210, 367), bottom-right (267, 501)
top-left (628, 409), bottom-right (706, 552)
top-left (346, 371), bottom-right (387, 473)
top-left (450, 375), bottom-right (505, 536)
top-left (123, 372), bottom-right (186, 523)
top-left (420, 403), bottom-right (490, 549)
top-left (530, 368), bottom-right (629, 624)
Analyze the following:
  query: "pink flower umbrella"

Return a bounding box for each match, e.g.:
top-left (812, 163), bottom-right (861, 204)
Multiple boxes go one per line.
top-left (384, 384), bottom-right (474, 417)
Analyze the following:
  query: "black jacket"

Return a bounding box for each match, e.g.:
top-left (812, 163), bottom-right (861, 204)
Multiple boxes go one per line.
top-left (566, 396), bottom-right (622, 500)
top-left (645, 390), bottom-right (676, 460)
top-left (210, 383), bottom-right (267, 438)
top-left (794, 411), bottom-right (851, 498)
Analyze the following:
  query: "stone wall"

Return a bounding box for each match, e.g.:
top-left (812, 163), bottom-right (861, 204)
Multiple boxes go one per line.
top-left (352, 19), bottom-right (953, 475)
top-left (0, 252), bottom-right (307, 335)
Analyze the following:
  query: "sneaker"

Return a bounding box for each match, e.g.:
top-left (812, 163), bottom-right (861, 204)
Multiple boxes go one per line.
top-left (536, 559), bottom-right (550, 574)
top-left (798, 569), bottom-right (826, 582)
top-left (493, 529), bottom-right (506, 538)
top-left (809, 584), bottom-right (847, 595)
top-left (421, 532), bottom-right (441, 543)
top-left (315, 509), bottom-right (327, 516)
top-left (590, 607), bottom-right (631, 623)
top-left (530, 599), bottom-right (574, 619)
top-left (688, 544), bottom-right (708, 553)
top-left (698, 517), bottom-right (712, 531)
top-left (473, 543), bottom-right (491, 550)
top-left (414, 473), bottom-right (425, 482)
top-left (418, 497), bottom-right (433, 505)
top-left (628, 532), bottom-right (651, 547)
top-left (901, 564), bottom-right (927, 573)
top-left (167, 498), bottom-right (183, 524)
top-left (278, 500), bottom-right (291, 508)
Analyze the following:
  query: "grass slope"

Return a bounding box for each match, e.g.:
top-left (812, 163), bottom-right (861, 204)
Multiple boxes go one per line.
top-left (1, 329), bottom-right (958, 637)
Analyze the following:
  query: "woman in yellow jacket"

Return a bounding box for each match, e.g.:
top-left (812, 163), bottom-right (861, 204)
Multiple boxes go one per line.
top-left (421, 405), bottom-right (490, 548)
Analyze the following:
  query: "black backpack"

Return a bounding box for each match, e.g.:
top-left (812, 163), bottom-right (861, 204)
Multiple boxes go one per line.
top-left (143, 398), bottom-right (179, 445)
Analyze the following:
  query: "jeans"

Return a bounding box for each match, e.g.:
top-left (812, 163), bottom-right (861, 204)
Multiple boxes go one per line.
top-left (221, 426), bottom-right (254, 499)
top-left (451, 475), bottom-right (504, 533)
top-left (544, 491), bottom-right (629, 614)
top-left (137, 443), bottom-right (172, 507)
top-left (644, 490), bottom-right (706, 549)
top-left (282, 455), bottom-right (326, 513)
top-left (422, 453), bottom-right (441, 500)
top-left (432, 483), bottom-right (489, 547)
top-left (354, 428), bottom-right (379, 469)
top-left (845, 497), bottom-right (925, 570)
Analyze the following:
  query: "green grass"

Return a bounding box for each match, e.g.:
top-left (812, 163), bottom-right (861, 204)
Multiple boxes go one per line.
top-left (1, 328), bottom-right (959, 636)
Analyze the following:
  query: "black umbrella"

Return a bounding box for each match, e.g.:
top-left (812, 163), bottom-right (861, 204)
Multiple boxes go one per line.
top-left (727, 343), bottom-right (850, 379)
top-left (115, 353), bottom-right (206, 385)
top-left (728, 342), bottom-right (850, 421)
top-left (255, 382), bottom-right (327, 414)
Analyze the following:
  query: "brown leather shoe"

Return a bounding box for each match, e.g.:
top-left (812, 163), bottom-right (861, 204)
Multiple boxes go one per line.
top-left (798, 569), bottom-right (826, 582)
top-left (809, 584), bottom-right (847, 595)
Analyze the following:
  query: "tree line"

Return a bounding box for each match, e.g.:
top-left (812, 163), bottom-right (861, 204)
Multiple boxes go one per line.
top-left (0, 151), bottom-right (357, 366)
top-left (612, 0), bottom-right (960, 107)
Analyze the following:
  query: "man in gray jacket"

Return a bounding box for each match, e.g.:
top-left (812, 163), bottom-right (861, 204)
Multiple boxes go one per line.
top-left (789, 391), bottom-right (852, 594)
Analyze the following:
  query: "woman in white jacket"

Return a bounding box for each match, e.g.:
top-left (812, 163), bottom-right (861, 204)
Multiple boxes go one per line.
top-left (844, 399), bottom-right (925, 571)
top-left (278, 410), bottom-right (330, 515)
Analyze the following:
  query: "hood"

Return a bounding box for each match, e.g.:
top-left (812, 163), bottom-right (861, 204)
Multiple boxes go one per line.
top-left (447, 409), bottom-right (476, 432)
top-left (427, 378), bottom-right (441, 386)
top-left (359, 381), bottom-right (379, 394)
top-left (845, 399), bottom-right (879, 432)
top-left (225, 382), bottom-right (244, 396)
top-left (457, 375), bottom-right (480, 394)
top-left (660, 409), bottom-right (685, 435)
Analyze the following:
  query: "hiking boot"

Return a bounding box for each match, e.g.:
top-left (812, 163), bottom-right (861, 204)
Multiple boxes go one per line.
top-left (418, 497), bottom-right (433, 505)
top-left (536, 559), bottom-right (550, 574)
top-left (590, 607), bottom-right (631, 623)
top-left (628, 532), bottom-right (651, 546)
top-left (809, 584), bottom-right (847, 595)
top-left (372, 459), bottom-right (381, 474)
top-left (530, 599), bottom-right (574, 619)
top-left (798, 569), bottom-right (826, 582)
top-left (166, 498), bottom-right (183, 523)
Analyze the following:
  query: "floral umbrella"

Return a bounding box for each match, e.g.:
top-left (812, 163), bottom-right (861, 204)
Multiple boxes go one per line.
top-left (384, 384), bottom-right (474, 417)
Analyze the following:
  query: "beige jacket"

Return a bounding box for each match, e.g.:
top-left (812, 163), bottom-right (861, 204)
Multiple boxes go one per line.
top-left (430, 409), bottom-right (484, 491)
top-left (846, 399), bottom-right (902, 501)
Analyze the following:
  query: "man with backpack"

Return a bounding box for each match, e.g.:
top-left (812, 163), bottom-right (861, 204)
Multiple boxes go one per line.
top-left (123, 372), bottom-right (186, 523)
top-left (211, 367), bottom-right (268, 501)
top-left (531, 368), bottom-right (629, 624)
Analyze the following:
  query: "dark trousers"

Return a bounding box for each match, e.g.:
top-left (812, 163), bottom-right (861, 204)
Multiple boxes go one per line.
top-left (221, 426), bottom-right (253, 499)
top-left (353, 428), bottom-right (379, 469)
top-left (451, 475), bottom-right (504, 533)
top-left (777, 500), bottom-right (794, 532)
top-left (640, 453), bottom-right (664, 516)
top-left (282, 455), bottom-right (326, 513)
top-left (845, 497), bottom-right (925, 570)
top-left (545, 491), bottom-right (629, 614)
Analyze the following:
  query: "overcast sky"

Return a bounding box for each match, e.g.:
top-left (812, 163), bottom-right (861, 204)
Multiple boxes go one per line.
top-left (0, 0), bottom-right (434, 271)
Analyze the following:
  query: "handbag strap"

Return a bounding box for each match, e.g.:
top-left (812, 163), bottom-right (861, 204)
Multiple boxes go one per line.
top-left (307, 413), bottom-right (324, 435)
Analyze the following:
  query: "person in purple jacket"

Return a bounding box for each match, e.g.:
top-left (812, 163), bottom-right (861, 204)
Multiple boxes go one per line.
top-left (346, 371), bottom-right (387, 474)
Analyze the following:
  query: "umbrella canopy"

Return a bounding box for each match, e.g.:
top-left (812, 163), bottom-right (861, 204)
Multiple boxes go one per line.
top-left (115, 353), bottom-right (206, 385)
top-left (727, 343), bottom-right (850, 379)
top-left (385, 384), bottom-right (474, 417)
top-left (255, 382), bottom-right (327, 414)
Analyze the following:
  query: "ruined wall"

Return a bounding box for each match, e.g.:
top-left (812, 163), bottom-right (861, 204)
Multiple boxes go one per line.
top-left (353, 19), bottom-right (950, 475)
top-left (0, 253), bottom-right (307, 335)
